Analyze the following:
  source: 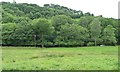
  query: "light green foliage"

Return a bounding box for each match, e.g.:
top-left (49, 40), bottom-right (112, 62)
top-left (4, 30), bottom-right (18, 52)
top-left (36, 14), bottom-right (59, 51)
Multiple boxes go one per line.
top-left (89, 18), bottom-right (102, 46)
top-left (89, 18), bottom-right (102, 38)
top-left (102, 25), bottom-right (117, 45)
top-left (87, 42), bottom-right (95, 46)
top-left (32, 18), bottom-right (54, 35)
top-left (2, 46), bottom-right (118, 70)
top-left (2, 23), bottom-right (18, 45)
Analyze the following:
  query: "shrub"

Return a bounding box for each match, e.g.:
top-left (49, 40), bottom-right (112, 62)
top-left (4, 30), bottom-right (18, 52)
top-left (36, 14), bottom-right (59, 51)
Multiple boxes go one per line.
top-left (87, 42), bottom-right (94, 46)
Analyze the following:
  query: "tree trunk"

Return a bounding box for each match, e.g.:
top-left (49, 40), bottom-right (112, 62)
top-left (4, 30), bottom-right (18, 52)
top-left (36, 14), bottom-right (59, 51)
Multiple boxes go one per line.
top-left (34, 35), bottom-right (36, 47)
top-left (95, 38), bottom-right (96, 46)
top-left (41, 34), bottom-right (44, 48)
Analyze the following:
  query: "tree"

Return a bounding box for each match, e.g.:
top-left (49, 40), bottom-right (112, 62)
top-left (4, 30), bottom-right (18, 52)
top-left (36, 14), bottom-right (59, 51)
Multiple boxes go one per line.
top-left (55, 24), bottom-right (89, 46)
top-left (102, 25), bottom-right (117, 45)
top-left (118, 19), bottom-right (120, 45)
top-left (89, 18), bottom-right (102, 46)
top-left (2, 23), bottom-right (19, 45)
top-left (78, 16), bottom-right (94, 28)
top-left (51, 15), bottom-right (73, 31)
top-left (2, 11), bottom-right (15, 23)
top-left (84, 12), bottom-right (91, 16)
top-left (44, 4), bottom-right (50, 8)
top-left (32, 18), bottom-right (54, 48)
top-left (1, 2), bottom-right (118, 47)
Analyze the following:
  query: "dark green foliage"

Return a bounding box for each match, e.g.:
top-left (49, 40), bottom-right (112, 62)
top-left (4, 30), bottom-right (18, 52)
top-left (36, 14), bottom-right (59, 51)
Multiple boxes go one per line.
top-left (55, 24), bottom-right (89, 46)
top-left (51, 15), bottom-right (73, 31)
top-left (1, 2), bottom-right (118, 47)
top-left (32, 18), bottom-right (54, 47)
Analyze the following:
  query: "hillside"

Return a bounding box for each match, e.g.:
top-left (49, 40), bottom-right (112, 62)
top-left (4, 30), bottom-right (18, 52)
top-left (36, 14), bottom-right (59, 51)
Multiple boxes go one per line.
top-left (1, 2), bottom-right (119, 47)
top-left (2, 2), bottom-right (88, 23)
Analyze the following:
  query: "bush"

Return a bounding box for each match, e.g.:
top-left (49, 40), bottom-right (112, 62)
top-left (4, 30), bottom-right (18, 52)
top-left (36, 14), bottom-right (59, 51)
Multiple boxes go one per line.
top-left (87, 42), bottom-right (94, 46)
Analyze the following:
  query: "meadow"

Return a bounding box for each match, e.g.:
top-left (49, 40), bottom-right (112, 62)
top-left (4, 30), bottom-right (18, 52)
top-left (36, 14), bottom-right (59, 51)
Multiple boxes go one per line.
top-left (2, 46), bottom-right (118, 70)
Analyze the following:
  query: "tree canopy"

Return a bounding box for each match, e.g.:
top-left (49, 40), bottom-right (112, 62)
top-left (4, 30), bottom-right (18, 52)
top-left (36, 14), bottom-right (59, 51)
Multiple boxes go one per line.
top-left (1, 2), bottom-right (119, 47)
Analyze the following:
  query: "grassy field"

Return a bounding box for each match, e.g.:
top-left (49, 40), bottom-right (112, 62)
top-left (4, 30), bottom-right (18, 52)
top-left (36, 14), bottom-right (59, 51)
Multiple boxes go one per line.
top-left (2, 46), bottom-right (118, 70)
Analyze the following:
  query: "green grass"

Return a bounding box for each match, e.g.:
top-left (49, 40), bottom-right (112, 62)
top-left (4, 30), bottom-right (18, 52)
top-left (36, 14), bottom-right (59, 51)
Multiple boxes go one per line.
top-left (2, 46), bottom-right (118, 70)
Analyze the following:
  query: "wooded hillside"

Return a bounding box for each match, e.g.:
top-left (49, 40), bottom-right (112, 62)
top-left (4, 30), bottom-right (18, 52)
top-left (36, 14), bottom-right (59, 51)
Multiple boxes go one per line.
top-left (1, 2), bottom-right (119, 47)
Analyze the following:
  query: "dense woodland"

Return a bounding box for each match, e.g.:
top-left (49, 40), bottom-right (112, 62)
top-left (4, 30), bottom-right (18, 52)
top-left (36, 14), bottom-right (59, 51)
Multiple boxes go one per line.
top-left (1, 2), bottom-right (119, 47)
